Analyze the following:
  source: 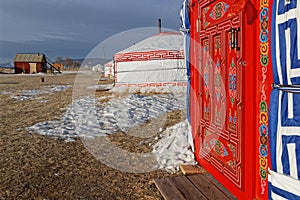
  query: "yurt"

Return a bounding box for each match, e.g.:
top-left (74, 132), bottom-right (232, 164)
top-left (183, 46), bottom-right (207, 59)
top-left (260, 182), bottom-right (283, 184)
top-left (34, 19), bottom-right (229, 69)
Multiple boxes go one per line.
top-left (184, 0), bottom-right (300, 199)
top-left (113, 32), bottom-right (187, 87)
top-left (104, 61), bottom-right (114, 79)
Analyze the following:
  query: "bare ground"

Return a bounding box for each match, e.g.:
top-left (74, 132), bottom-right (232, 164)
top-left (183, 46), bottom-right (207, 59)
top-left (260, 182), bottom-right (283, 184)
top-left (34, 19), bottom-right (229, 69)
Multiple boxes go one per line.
top-left (0, 73), bottom-right (185, 199)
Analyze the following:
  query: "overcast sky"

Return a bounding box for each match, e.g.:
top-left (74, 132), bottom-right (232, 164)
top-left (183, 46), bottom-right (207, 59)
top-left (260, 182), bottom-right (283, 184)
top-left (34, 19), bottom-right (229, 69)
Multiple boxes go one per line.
top-left (0, 0), bottom-right (184, 63)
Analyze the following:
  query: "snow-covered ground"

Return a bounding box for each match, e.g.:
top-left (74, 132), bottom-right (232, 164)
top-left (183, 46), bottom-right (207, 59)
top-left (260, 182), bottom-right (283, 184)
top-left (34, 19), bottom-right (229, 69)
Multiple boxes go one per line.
top-left (27, 93), bottom-right (185, 141)
top-left (87, 84), bottom-right (113, 91)
top-left (26, 86), bottom-right (196, 172)
top-left (1, 85), bottom-right (72, 101)
top-left (111, 85), bottom-right (186, 95)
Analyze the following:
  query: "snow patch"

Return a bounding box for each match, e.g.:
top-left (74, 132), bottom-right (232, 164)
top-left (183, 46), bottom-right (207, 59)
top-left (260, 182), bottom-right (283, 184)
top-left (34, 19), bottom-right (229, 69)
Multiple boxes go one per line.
top-left (111, 86), bottom-right (186, 95)
top-left (27, 93), bottom-right (185, 141)
top-left (152, 120), bottom-right (196, 173)
top-left (1, 85), bottom-right (72, 101)
top-left (87, 84), bottom-right (113, 91)
top-left (26, 91), bottom-right (196, 172)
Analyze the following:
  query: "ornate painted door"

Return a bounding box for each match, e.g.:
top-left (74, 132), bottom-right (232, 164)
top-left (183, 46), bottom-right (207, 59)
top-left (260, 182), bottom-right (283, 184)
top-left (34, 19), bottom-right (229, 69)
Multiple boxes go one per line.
top-left (197, 0), bottom-right (244, 190)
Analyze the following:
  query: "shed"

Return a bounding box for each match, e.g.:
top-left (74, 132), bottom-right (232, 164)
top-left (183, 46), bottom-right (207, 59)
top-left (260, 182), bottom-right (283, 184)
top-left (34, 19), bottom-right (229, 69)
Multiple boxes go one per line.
top-left (113, 32), bottom-right (187, 87)
top-left (185, 0), bottom-right (300, 199)
top-left (14, 53), bottom-right (47, 74)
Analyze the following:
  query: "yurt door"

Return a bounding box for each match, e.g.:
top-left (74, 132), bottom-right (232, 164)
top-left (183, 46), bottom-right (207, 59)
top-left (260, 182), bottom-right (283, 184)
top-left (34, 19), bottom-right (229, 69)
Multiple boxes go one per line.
top-left (197, 0), bottom-right (245, 191)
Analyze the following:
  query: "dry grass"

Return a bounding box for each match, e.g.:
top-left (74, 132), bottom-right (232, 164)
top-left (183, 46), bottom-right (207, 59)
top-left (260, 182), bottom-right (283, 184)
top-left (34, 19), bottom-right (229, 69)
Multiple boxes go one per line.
top-left (0, 73), bottom-right (183, 199)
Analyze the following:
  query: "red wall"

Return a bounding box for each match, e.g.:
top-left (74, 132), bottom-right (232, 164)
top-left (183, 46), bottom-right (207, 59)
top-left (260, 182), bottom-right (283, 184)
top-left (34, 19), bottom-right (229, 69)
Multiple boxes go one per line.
top-left (15, 62), bottom-right (45, 74)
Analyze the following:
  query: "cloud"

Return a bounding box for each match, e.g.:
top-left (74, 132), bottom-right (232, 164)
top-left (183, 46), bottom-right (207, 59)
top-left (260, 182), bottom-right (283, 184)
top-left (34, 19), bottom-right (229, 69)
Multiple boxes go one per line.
top-left (0, 0), bottom-right (184, 62)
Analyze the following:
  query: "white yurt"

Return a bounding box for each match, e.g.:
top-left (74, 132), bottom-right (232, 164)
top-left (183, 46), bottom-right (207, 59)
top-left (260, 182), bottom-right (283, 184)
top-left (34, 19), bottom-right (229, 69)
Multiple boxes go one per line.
top-left (113, 32), bottom-right (187, 87)
top-left (104, 60), bottom-right (114, 79)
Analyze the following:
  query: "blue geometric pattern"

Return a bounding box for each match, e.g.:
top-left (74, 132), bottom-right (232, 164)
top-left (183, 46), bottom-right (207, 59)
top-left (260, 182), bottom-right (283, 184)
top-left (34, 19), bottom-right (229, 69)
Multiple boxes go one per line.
top-left (180, 0), bottom-right (190, 78)
top-left (271, 0), bottom-right (300, 85)
top-left (280, 90), bottom-right (300, 127)
top-left (269, 89), bottom-right (300, 199)
top-left (268, 172), bottom-right (300, 200)
top-left (269, 0), bottom-right (300, 199)
top-left (180, 0), bottom-right (191, 122)
top-left (270, 89), bottom-right (300, 177)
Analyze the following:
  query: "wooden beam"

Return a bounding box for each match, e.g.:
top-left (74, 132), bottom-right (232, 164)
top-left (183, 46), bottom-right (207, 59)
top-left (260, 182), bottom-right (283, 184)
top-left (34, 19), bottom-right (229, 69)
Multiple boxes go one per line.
top-left (180, 165), bottom-right (207, 175)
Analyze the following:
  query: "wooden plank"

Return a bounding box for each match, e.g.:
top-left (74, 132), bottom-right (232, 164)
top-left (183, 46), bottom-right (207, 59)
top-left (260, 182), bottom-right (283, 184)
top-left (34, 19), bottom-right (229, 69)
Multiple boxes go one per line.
top-left (154, 178), bottom-right (186, 200)
top-left (187, 174), bottom-right (233, 200)
top-left (155, 176), bottom-right (207, 200)
top-left (180, 165), bottom-right (207, 175)
top-left (169, 176), bottom-right (207, 200)
top-left (201, 173), bottom-right (237, 200)
top-left (155, 174), bottom-right (237, 200)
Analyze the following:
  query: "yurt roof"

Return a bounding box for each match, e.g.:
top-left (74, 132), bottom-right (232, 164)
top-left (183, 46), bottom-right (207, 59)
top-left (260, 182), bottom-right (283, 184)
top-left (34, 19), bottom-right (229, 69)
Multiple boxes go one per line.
top-left (117, 32), bottom-right (184, 54)
top-left (104, 61), bottom-right (113, 67)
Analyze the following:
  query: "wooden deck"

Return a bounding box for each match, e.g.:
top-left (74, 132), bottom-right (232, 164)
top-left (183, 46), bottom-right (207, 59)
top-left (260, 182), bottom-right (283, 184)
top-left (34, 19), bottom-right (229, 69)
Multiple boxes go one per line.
top-left (154, 172), bottom-right (237, 200)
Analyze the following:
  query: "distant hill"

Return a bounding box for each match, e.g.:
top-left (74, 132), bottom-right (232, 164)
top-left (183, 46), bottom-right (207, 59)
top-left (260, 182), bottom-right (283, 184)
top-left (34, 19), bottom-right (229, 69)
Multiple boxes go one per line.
top-left (0, 58), bottom-right (111, 69)
top-left (51, 57), bottom-right (111, 68)
top-left (76, 58), bottom-right (111, 67)
top-left (0, 62), bottom-right (13, 68)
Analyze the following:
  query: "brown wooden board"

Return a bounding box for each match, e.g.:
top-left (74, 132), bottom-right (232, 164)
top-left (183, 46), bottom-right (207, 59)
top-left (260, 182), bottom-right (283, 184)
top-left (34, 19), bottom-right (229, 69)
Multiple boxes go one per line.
top-left (187, 174), bottom-right (235, 200)
top-left (180, 165), bottom-right (207, 175)
top-left (169, 176), bottom-right (207, 200)
top-left (154, 178), bottom-right (186, 200)
top-left (155, 176), bottom-right (207, 200)
top-left (155, 174), bottom-right (237, 200)
top-left (201, 173), bottom-right (237, 200)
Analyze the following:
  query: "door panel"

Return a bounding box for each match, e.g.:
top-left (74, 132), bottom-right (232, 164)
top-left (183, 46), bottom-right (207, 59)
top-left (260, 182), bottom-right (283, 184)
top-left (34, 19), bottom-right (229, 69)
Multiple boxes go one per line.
top-left (198, 0), bottom-right (244, 189)
top-left (202, 38), bottom-right (212, 121)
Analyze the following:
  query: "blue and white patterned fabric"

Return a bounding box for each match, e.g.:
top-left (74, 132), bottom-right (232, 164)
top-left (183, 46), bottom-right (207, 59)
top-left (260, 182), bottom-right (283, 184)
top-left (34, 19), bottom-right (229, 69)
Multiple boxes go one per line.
top-left (180, 0), bottom-right (191, 122)
top-left (269, 0), bottom-right (300, 199)
top-left (269, 89), bottom-right (300, 199)
top-left (180, 0), bottom-right (194, 152)
top-left (271, 0), bottom-right (300, 86)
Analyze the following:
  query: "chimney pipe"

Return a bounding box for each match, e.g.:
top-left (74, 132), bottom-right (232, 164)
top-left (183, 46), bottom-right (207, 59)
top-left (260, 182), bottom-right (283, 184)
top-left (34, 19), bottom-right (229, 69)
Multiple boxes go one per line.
top-left (158, 18), bottom-right (161, 33)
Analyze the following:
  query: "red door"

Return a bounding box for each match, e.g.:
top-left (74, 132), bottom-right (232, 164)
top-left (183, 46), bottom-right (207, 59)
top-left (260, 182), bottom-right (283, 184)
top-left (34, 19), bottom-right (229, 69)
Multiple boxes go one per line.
top-left (195, 0), bottom-right (246, 195)
top-left (190, 0), bottom-right (273, 198)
